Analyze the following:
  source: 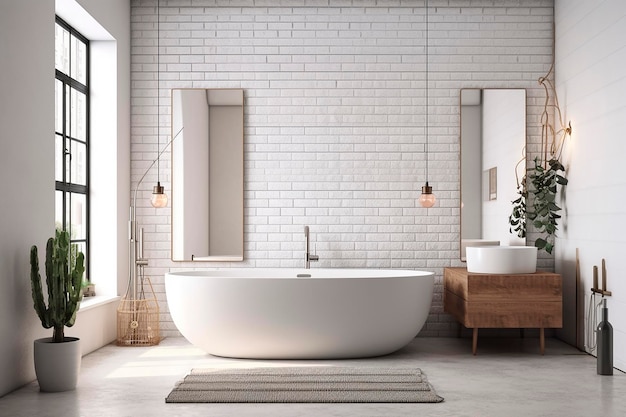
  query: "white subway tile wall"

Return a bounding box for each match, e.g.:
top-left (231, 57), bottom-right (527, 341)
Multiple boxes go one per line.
top-left (130, 0), bottom-right (555, 337)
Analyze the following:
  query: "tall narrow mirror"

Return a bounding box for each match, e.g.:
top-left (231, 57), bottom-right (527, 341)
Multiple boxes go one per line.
top-left (460, 88), bottom-right (526, 260)
top-left (171, 88), bottom-right (244, 261)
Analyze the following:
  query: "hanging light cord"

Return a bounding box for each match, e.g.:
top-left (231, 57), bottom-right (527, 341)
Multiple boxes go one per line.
top-left (417, 0), bottom-right (435, 208)
top-left (156, 0), bottom-right (160, 182)
top-left (425, 0), bottom-right (429, 182)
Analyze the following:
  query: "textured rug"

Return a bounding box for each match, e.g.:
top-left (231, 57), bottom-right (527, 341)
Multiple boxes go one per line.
top-left (165, 366), bottom-right (444, 403)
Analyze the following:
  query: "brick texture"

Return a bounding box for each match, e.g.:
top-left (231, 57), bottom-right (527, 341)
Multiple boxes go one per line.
top-left (130, 0), bottom-right (555, 337)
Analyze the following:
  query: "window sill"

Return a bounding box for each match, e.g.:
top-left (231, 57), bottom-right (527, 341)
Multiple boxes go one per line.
top-left (79, 295), bottom-right (120, 313)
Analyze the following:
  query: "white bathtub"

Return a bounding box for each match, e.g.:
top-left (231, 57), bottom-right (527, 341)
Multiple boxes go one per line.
top-left (165, 268), bottom-right (434, 359)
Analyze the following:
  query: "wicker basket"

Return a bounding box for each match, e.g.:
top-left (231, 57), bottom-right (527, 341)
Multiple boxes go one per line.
top-left (116, 278), bottom-right (161, 346)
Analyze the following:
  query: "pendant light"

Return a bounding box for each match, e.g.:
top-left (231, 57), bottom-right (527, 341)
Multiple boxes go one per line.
top-left (151, 0), bottom-right (167, 208)
top-left (419, 0), bottom-right (436, 208)
top-left (151, 182), bottom-right (167, 208)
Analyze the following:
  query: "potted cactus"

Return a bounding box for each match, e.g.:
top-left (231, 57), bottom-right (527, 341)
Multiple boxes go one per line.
top-left (30, 229), bottom-right (85, 392)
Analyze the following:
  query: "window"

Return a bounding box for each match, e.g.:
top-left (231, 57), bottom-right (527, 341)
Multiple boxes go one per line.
top-left (55, 17), bottom-right (89, 279)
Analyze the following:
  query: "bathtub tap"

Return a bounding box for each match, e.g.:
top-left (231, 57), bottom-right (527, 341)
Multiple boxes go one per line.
top-left (304, 226), bottom-right (319, 269)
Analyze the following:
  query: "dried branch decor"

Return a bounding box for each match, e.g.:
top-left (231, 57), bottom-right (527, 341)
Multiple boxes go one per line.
top-left (509, 56), bottom-right (571, 254)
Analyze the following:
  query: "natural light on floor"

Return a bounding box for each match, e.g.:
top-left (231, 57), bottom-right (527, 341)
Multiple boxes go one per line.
top-left (104, 341), bottom-right (337, 379)
top-left (105, 345), bottom-right (208, 379)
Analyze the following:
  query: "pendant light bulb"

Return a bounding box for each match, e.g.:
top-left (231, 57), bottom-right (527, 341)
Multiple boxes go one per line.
top-left (419, 182), bottom-right (436, 208)
top-left (150, 0), bottom-right (167, 210)
top-left (419, 0), bottom-right (435, 209)
top-left (150, 181), bottom-right (168, 208)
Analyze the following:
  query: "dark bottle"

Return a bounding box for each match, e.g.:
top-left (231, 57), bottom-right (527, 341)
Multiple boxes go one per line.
top-left (597, 298), bottom-right (613, 375)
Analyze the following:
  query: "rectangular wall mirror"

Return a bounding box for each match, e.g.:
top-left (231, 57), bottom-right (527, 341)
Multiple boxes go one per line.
top-left (171, 88), bottom-right (244, 261)
top-left (460, 88), bottom-right (526, 260)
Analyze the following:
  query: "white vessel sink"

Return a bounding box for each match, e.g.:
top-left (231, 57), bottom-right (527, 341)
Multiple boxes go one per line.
top-left (460, 239), bottom-right (500, 262)
top-left (466, 246), bottom-right (538, 274)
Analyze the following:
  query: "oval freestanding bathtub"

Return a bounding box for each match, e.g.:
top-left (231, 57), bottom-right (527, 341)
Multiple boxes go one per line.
top-left (165, 268), bottom-right (434, 359)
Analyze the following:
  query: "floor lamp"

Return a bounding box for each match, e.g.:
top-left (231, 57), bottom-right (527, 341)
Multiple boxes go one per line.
top-left (116, 126), bottom-right (183, 346)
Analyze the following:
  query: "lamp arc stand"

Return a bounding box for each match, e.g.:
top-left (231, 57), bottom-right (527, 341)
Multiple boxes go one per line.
top-left (127, 126), bottom-right (184, 302)
top-left (117, 127), bottom-right (182, 347)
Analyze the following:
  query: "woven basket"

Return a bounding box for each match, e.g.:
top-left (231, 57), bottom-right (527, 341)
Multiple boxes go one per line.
top-left (116, 278), bottom-right (161, 346)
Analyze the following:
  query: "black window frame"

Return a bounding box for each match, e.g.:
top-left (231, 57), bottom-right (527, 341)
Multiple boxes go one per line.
top-left (55, 16), bottom-right (90, 280)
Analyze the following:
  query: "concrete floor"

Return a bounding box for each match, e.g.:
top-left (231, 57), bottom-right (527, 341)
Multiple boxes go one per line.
top-left (1, 337), bottom-right (625, 417)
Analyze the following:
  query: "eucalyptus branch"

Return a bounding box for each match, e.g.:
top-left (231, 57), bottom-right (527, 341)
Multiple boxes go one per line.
top-left (508, 33), bottom-right (571, 253)
top-left (526, 157), bottom-right (568, 254)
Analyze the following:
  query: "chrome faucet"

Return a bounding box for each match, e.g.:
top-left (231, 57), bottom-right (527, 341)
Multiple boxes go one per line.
top-left (304, 226), bottom-right (319, 269)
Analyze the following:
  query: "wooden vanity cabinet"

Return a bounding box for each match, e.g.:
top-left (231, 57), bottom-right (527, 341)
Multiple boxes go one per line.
top-left (443, 267), bottom-right (562, 355)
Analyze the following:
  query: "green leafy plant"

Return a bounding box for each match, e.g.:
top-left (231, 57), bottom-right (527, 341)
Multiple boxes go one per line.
top-left (509, 180), bottom-right (527, 239)
top-left (526, 157), bottom-right (568, 254)
top-left (30, 229), bottom-right (85, 343)
top-left (508, 58), bottom-right (571, 253)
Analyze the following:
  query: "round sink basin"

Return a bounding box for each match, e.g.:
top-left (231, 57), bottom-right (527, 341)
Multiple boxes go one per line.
top-left (466, 246), bottom-right (538, 274)
top-left (460, 239), bottom-right (500, 262)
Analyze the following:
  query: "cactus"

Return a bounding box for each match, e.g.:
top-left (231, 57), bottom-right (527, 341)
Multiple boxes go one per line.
top-left (30, 230), bottom-right (85, 343)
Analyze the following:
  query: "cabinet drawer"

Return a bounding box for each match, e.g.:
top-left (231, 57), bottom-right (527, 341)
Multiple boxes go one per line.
top-left (444, 267), bottom-right (561, 302)
top-left (443, 267), bottom-right (563, 329)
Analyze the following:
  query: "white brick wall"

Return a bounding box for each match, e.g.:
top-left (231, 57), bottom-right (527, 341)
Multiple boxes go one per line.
top-left (130, 0), bottom-right (555, 338)
top-left (554, 0), bottom-right (626, 370)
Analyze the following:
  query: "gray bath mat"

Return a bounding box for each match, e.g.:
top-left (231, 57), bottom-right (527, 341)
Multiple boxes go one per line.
top-left (165, 366), bottom-right (444, 403)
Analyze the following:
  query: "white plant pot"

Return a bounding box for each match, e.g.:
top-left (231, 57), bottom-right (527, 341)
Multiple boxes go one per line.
top-left (34, 337), bottom-right (81, 392)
